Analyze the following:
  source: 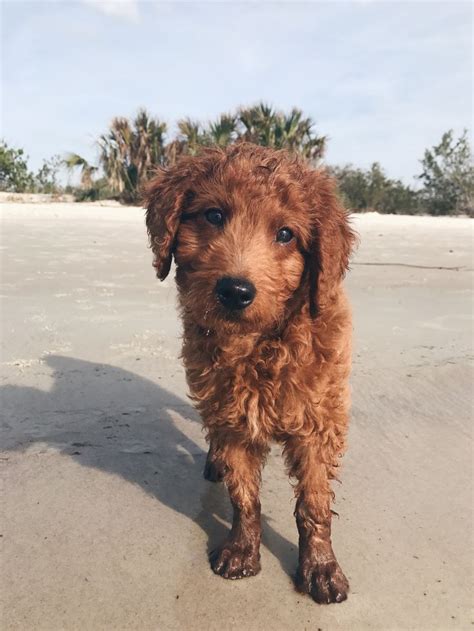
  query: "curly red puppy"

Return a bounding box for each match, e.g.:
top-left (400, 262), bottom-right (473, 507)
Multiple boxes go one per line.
top-left (144, 143), bottom-right (356, 604)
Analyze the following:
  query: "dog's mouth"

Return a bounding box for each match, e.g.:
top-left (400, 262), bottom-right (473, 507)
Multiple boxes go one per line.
top-left (194, 297), bottom-right (261, 336)
top-left (205, 304), bottom-right (250, 327)
top-left (218, 308), bottom-right (247, 322)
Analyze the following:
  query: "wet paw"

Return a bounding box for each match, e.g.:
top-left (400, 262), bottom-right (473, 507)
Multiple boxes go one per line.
top-left (296, 558), bottom-right (349, 604)
top-left (209, 541), bottom-right (260, 579)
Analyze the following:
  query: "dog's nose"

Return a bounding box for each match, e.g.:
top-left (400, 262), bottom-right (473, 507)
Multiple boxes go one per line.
top-left (215, 276), bottom-right (256, 311)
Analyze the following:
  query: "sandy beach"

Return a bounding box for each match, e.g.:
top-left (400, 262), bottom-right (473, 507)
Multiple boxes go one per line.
top-left (1, 203), bottom-right (472, 630)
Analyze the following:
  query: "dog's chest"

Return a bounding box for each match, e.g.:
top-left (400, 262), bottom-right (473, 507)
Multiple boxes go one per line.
top-left (239, 361), bottom-right (284, 439)
top-left (216, 339), bottom-right (312, 440)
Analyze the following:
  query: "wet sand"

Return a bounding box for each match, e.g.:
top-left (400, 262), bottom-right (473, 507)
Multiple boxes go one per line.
top-left (1, 203), bottom-right (472, 630)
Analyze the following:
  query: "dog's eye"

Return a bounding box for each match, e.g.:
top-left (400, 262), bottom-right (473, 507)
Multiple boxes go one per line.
top-left (205, 208), bottom-right (224, 226)
top-left (276, 227), bottom-right (294, 244)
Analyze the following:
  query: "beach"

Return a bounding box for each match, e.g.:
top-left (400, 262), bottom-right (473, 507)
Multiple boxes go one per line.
top-left (1, 203), bottom-right (472, 630)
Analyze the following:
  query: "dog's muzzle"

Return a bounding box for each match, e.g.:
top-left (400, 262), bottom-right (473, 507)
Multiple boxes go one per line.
top-left (215, 276), bottom-right (256, 311)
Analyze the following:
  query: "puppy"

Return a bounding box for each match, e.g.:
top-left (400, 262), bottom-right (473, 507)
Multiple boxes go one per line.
top-left (144, 143), bottom-right (356, 604)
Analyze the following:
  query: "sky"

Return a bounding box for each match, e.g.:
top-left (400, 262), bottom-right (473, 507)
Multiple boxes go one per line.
top-left (1, 1), bottom-right (472, 184)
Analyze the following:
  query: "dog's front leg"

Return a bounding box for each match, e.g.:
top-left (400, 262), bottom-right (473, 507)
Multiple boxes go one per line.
top-left (209, 439), bottom-right (264, 580)
top-left (203, 439), bottom-right (225, 482)
top-left (285, 438), bottom-right (349, 604)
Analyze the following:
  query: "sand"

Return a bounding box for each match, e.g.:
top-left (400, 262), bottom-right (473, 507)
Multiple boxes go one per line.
top-left (0, 203), bottom-right (472, 630)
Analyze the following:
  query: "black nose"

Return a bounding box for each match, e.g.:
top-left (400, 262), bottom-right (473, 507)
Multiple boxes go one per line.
top-left (215, 276), bottom-right (256, 311)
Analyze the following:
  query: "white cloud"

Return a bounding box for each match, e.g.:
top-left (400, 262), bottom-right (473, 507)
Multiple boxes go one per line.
top-left (82, 0), bottom-right (139, 22)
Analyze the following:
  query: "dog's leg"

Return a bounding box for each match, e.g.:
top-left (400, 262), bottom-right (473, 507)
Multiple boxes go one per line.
top-left (203, 439), bottom-right (225, 482)
top-left (209, 440), bottom-right (264, 579)
top-left (285, 438), bottom-right (349, 604)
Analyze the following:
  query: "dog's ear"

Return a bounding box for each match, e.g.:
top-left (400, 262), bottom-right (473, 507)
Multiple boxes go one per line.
top-left (304, 169), bottom-right (356, 317)
top-left (142, 167), bottom-right (188, 281)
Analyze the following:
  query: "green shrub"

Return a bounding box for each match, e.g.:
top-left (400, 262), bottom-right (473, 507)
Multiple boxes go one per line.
top-left (417, 130), bottom-right (473, 216)
top-left (0, 140), bottom-right (35, 192)
top-left (330, 163), bottom-right (421, 215)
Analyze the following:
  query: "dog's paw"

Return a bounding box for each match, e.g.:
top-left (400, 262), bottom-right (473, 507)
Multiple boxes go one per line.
top-left (209, 541), bottom-right (261, 579)
top-left (296, 557), bottom-right (349, 604)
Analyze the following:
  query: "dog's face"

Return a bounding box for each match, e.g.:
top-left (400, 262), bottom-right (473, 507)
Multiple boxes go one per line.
top-left (145, 144), bottom-right (354, 335)
top-left (171, 172), bottom-right (312, 335)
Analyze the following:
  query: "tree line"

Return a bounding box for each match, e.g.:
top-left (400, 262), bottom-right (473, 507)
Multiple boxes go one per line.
top-left (1, 103), bottom-right (472, 216)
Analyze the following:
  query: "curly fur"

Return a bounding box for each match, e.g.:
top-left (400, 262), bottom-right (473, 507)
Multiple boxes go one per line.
top-left (144, 143), bottom-right (356, 602)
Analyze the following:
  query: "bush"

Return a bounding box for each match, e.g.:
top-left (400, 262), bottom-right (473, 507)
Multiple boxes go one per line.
top-left (0, 141), bottom-right (66, 196)
top-left (0, 140), bottom-right (35, 192)
top-left (417, 130), bottom-right (473, 216)
top-left (330, 163), bottom-right (421, 215)
top-left (35, 155), bottom-right (63, 195)
top-left (71, 177), bottom-right (114, 202)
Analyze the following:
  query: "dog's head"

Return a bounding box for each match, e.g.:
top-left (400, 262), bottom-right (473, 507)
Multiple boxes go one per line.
top-left (144, 143), bottom-right (355, 335)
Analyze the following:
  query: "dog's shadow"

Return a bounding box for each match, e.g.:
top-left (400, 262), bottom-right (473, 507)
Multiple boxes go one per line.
top-left (1, 354), bottom-right (296, 577)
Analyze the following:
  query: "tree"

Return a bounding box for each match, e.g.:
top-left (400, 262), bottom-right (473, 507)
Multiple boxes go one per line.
top-left (64, 153), bottom-right (98, 190)
top-left (238, 103), bottom-right (277, 147)
top-left (98, 109), bottom-right (167, 202)
top-left (65, 106), bottom-right (472, 213)
top-left (63, 153), bottom-right (112, 201)
top-left (237, 103), bottom-right (325, 162)
top-left (273, 108), bottom-right (326, 162)
top-left (165, 118), bottom-right (209, 165)
top-left (0, 140), bottom-right (35, 192)
top-left (92, 104), bottom-right (326, 201)
top-left (208, 113), bottom-right (237, 147)
top-left (417, 130), bottom-right (474, 216)
top-left (330, 165), bottom-right (368, 211)
top-left (331, 163), bottom-right (420, 214)
top-left (35, 155), bottom-right (63, 194)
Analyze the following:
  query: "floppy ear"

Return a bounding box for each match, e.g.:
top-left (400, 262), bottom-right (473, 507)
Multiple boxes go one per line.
top-left (143, 168), bottom-right (187, 281)
top-left (305, 169), bottom-right (356, 316)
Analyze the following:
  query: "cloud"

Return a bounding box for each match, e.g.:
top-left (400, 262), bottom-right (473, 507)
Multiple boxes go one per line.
top-left (82, 0), bottom-right (139, 22)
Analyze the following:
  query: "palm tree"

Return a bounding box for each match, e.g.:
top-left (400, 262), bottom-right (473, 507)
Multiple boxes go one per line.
top-left (276, 108), bottom-right (326, 162)
top-left (179, 118), bottom-right (208, 154)
top-left (76, 104), bottom-right (328, 204)
top-left (208, 114), bottom-right (237, 147)
top-left (164, 118), bottom-right (206, 166)
top-left (63, 153), bottom-right (98, 189)
top-left (238, 103), bottom-right (277, 146)
top-left (132, 109), bottom-right (167, 179)
top-left (98, 117), bottom-right (132, 195)
top-left (237, 103), bottom-right (326, 162)
top-left (98, 109), bottom-right (167, 202)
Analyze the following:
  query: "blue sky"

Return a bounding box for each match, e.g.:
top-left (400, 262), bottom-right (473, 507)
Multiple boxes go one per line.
top-left (2, 1), bottom-right (472, 183)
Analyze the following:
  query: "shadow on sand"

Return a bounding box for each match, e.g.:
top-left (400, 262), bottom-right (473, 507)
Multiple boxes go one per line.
top-left (1, 354), bottom-right (297, 577)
